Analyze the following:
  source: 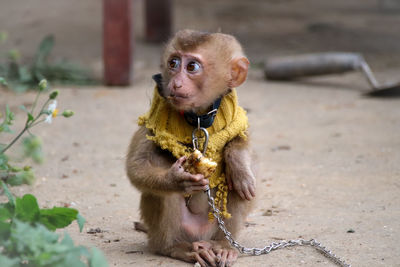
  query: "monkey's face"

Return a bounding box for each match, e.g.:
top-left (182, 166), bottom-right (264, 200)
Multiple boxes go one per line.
top-left (162, 51), bottom-right (215, 112)
top-left (160, 33), bottom-right (250, 114)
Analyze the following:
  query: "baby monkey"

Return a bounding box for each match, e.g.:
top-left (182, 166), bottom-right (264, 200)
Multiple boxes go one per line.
top-left (126, 29), bottom-right (256, 267)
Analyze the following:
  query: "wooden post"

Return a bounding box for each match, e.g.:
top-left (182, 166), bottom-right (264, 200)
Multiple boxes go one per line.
top-left (145, 0), bottom-right (172, 42)
top-left (103, 0), bottom-right (132, 86)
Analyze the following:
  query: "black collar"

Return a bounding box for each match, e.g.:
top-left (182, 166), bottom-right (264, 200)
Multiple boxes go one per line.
top-left (183, 97), bottom-right (221, 128)
top-left (152, 73), bottom-right (222, 129)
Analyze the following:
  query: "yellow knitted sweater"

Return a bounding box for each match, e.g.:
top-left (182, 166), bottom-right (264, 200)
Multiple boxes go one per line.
top-left (138, 87), bottom-right (248, 218)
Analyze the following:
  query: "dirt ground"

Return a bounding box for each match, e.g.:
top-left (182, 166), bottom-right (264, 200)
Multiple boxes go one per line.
top-left (1, 0), bottom-right (400, 266)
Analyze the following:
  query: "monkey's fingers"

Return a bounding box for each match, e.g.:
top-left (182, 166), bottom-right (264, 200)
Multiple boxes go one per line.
top-left (242, 182), bottom-right (256, 201)
top-left (181, 175), bottom-right (208, 193)
top-left (214, 248), bottom-right (238, 267)
top-left (193, 240), bottom-right (213, 251)
top-left (224, 249), bottom-right (237, 267)
top-left (183, 173), bottom-right (206, 182)
top-left (243, 186), bottom-right (253, 201)
top-left (215, 249), bottom-right (228, 267)
top-left (235, 185), bottom-right (246, 200)
top-left (193, 254), bottom-right (207, 267)
top-left (198, 249), bottom-right (217, 267)
top-left (185, 185), bottom-right (209, 194)
top-left (175, 156), bottom-right (187, 166)
top-left (182, 179), bottom-right (207, 192)
top-left (248, 184), bottom-right (256, 198)
top-left (234, 181), bottom-right (255, 201)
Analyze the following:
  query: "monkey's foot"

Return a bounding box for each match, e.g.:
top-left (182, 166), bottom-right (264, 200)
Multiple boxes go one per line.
top-left (134, 221), bottom-right (148, 233)
top-left (192, 240), bottom-right (238, 267)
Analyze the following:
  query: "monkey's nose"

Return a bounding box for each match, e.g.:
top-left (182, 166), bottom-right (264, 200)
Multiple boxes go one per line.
top-left (172, 77), bottom-right (183, 89)
top-left (173, 82), bottom-right (182, 89)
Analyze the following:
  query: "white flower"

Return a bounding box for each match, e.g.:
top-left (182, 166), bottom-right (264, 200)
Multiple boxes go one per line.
top-left (45, 100), bottom-right (58, 124)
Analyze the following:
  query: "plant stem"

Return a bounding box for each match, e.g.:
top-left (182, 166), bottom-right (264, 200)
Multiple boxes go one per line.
top-left (30, 118), bottom-right (45, 127)
top-left (0, 125), bottom-right (29, 154)
top-left (38, 99), bottom-right (51, 119)
top-left (1, 96), bottom-right (51, 155)
top-left (30, 90), bottom-right (42, 114)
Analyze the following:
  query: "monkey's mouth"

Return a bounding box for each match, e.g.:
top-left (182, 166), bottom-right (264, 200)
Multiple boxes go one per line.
top-left (168, 94), bottom-right (191, 105)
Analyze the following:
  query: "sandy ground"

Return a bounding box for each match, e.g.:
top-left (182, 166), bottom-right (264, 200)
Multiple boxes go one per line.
top-left (2, 70), bottom-right (400, 266)
top-left (1, 0), bottom-right (400, 266)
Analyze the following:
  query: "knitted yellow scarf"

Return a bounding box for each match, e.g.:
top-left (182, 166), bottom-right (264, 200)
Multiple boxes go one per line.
top-left (138, 87), bottom-right (248, 218)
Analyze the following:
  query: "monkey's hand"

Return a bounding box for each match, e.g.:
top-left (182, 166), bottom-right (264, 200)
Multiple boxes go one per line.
top-left (166, 156), bottom-right (209, 194)
top-left (226, 166), bottom-right (256, 201)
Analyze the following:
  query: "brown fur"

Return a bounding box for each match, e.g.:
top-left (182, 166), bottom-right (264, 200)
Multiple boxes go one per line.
top-left (126, 30), bottom-right (255, 267)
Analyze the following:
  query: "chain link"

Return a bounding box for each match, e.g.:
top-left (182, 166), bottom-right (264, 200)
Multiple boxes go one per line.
top-left (190, 127), bottom-right (350, 266)
top-left (204, 187), bottom-right (351, 267)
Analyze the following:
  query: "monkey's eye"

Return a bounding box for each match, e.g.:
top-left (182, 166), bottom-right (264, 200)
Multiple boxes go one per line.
top-left (186, 61), bottom-right (201, 73)
top-left (169, 57), bottom-right (180, 69)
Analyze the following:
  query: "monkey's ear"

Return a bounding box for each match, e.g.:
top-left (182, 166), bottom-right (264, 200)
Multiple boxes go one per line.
top-left (230, 57), bottom-right (250, 88)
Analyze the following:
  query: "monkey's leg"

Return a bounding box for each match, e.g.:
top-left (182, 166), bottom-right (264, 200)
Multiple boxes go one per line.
top-left (206, 191), bottom-right (254, 266)
top-left (145, 194), bottom-right (219, 266)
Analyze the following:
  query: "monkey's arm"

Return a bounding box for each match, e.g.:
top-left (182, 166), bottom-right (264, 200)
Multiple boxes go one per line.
top-left (224, 135), bottom-right (256, 200)
top-left (126, 127), bottom-right (209, 195)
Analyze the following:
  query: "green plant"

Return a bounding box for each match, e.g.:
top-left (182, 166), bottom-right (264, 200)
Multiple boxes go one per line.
top-left (0, 78), bottom-right (108, 266)
top-left (0, 182), bottom-right (107, 267)
top-left (0, 32), bottom-right (96, 92)
top-left (0, 79), bottom-right (73, 186)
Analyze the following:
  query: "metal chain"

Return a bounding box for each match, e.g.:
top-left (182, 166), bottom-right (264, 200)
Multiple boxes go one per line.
top-left (204, 187), bottom-right (351, 267)
top-left (189, 126), bottom-right (350, 266)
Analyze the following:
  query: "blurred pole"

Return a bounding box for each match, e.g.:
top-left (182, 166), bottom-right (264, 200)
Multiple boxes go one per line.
top-left (145, 0), bottom-right (172, 42)
top-left (103, 0), bottom-right (132, 86)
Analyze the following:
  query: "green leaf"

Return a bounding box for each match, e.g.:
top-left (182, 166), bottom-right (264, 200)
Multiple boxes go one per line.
top-left (60, 231), bottom-right (74, 246)
top-left (0, 153), bottom-right (8, 167)
top-left (7, 49), bottom-right (20, 61)
top-left (1, 181), bottom-right (15, 207)
top-left (0, 105), bottom-right (14, 133)
top-left (19, 105), bottom-right (28, 113)
top-left (18, 66), bottom-right (32, 83)
top-left (0, 204), bottom-right (13, 221)
top-left (9, 165), bottom-right (22, 172)
top-left (1, 218), bottom-right (108, 266)
top-left (11, 219), bottom-right (60, 260)
top-left (34, 35), bottom-right (54, 67)
top-left (6, 170), bottom-right (35, 186)
top-left (0, 124), bottom-right (12, 133)
top-left (5, 105), bottom-right (15, 125)
top-left (15, 194), bottom-right (40, 223)
top-left (27, 112), bottom-right (34, 123)
top-left (39, 207), bottom-right (78, 231)
top-left (0, 77), bottom-right (7, 86)
top-left (12, 83), bottom-right (30, 93)
top-left (0, 254), bottom-right (19, 267)
top-left (0, 221), bottom-right (11, 241)
top-left (89, 247), bottom-right (108, 267)
top-left (48, 233), bottom-right (88, 267)
top-left (22, 136), bottom-right (43, 164)
top-left (76, 213), bottom-right (86, 232)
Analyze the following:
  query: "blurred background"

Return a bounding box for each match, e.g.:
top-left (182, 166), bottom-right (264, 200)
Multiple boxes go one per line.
top-left (1, 1), bottom-right (399, 266)
top-left (1, 0), bottom-right (399, 85)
